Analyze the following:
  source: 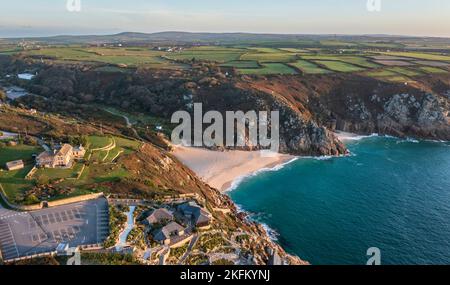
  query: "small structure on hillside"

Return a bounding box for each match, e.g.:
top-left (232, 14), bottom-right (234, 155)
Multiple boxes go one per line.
top-left (72, 145), bottom-right (86, 159)
top-left (153, 222), bottom-right (186, 245)
top-left (5, 160), bottom-right (24, 171)
top-left (36, 144), bottom-right (85, 168)
top-left (177, 201), bottom-right (212, 228)
top-left (146, 208), bottom-right (174, 225)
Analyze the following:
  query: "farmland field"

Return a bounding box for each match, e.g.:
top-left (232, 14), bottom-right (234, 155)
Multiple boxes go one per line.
top-left (220, 60), bottom-right (260, 69)
top-left (301, 55), bottom-right (379, 68)
top-left (365, 70), bottom-right (400, 77)
top-left (23, 47), bottom-right (184, 69)
top-left (314, 60), bottom-right (364, 72)
top-left (374, 60), bottom-right (415, 66)
top-left (416, 66), bottom-right (448, 74)
top-left (238, 63), bottom-right (298, 75)
top-left (376, 51), bottom-right (450, 61)
top-left (240, 52), bottom-right (298, 63)
top-left (166, 50), bottom-right (243, 62)
top-left (289, 60), bottom-right (331, 74)
top-left (386, 67), bottom-right (423, 77)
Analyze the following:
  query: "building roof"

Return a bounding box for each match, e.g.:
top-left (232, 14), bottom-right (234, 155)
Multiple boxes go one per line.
top-left (6, 160), bottom-right (24, 168)
top-left (177, 202), bottom-right (211, 226)
top-left (146, 208), bottom-right (174, 225)
top-left (153, 222), bottom-right (185, 241)
top-left (57, 144), bottom-right (73, 157)
top-left (73, 145), bottom-right (85, 152)
top-left (36, 151), bottom-right (54, 161)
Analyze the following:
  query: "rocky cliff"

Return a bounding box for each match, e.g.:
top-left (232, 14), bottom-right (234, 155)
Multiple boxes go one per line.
top-left (239, 74), bottom-right (450, 142)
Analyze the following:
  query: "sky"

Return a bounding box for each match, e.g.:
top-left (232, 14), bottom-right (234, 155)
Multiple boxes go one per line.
top-left (0, 0), bottom-right (449, 38)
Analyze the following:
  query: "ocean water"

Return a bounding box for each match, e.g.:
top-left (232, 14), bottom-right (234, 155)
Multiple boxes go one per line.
top-left (229, 137), bottom-right (450, 265)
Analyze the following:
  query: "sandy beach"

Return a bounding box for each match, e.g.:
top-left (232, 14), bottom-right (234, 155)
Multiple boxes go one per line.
top-left (172, 146), bottom-right (295, 192)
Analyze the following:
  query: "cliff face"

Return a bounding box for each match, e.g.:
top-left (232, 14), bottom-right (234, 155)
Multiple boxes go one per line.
top-left (195, 82), bottom-right (347, 156)
top-left (239, 74), bottom-right (450, 142)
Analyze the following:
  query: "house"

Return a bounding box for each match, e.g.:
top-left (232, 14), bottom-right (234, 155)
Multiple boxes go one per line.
top-left (146, 208), bottom-right (174, 225)
top-left (177, 201), bottom-right (212, 228)
top-left (72, 145), bottom-right (86, 159)
top-left (5, 160), bottom-right (24, 171)
top-left (36, 144), bottom-right (78, 168)
top-left (153, 222), bottom-right (185, 245)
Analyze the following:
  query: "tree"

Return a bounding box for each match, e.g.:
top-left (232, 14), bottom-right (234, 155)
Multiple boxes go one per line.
top-left (0, 89), bottom-right (6, 102)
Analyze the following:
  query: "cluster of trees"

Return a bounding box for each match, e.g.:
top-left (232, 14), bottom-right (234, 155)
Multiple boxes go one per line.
top-left (0, 89), bottom-right (6, 102)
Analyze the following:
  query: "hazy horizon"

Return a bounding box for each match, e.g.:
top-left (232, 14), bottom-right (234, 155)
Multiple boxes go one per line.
top-left (0, 0), bottom-right (449, 38)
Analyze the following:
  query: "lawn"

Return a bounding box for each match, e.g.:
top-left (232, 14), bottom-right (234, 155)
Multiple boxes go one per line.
top-left (289, 60), bottom-right (331, 74)
top-left (0, 145), bottom-right (42, 166)
top-left (0, 166), bottom-right (35, 200)
top-left (314, 60), bottom-right (364, 72)
top-left (87, 136), bottom-right (112, 149)
top-left (238, 63), bottom-right (298, 75)
top-left (102, 136), bottom-right (142, 163)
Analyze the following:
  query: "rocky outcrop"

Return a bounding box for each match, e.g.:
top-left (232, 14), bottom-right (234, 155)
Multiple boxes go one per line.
top-left (196, 83), bottom-right (347, 156)
top-left (241, 74), bottom-right (450, 142)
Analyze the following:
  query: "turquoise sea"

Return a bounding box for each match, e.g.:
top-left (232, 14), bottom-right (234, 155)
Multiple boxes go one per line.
top-left (229, 136), bottom-right (450, 265)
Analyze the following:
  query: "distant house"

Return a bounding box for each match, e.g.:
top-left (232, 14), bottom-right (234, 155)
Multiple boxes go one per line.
top-left (146, 208), bottom-right (174, 225)
top-left (5, 160), bottom-right (24, 171)
top-left (153, 222), bottom-right (185, 245)
top-left (177, 201), bottom-right (212, 228)
top-left (36, 143), bottom-right (84, 168)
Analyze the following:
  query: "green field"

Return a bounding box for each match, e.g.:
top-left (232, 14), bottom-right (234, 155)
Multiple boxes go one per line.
top-left (87, 136), bottom-right (112, 149)
top-left (365, 69), bottom-right (401, 77)
top-left (415, 66), bottom-right (448, 74)
top-left (376, 51), bottom-right (450, 62)
top-left (240, 52), bottom-right (298, 63)
top-left (279, 48), bottom-right (310, 53)
top-left (33, 162), bottom-right (84, 180)
top-left (289, 60), bottom-right (331, 74)
top-left (238, 63), bottom-right (298, 75)
top-left (14, 44), bottom-right (450, 76)
top-left (0, 145), bottom-right (42, 166)
top-left (314, 60), bottom-right (364, 72)
top-left (0, 166), bottom-right (35, 201)
top-left (0, 144), bottom-right (43, 202)
top-left (386, 67), bottom-right (424, 77)
top-left (220, 60), bottom-right (260, 69)
top-left (301, 55), bottom-right (379, 68)
top-left (246, 47), bottom-right (284, 53)
top-left (166, 49), bottom-right (243, 62)
top-left (24, 47), bottom-right (184, 69)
